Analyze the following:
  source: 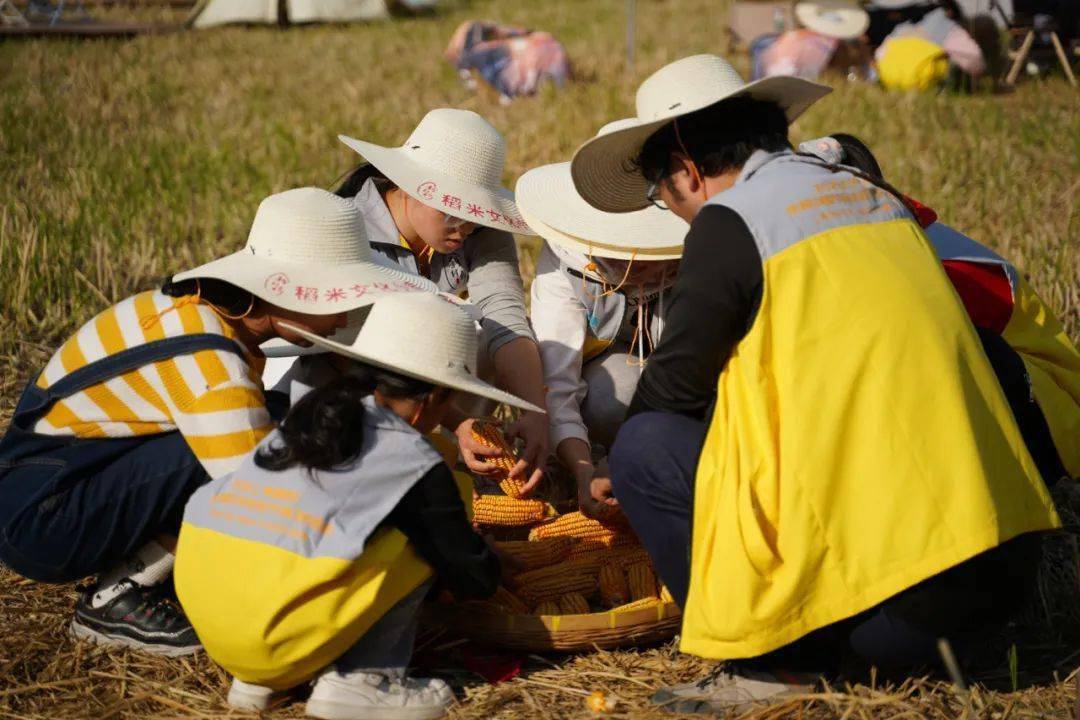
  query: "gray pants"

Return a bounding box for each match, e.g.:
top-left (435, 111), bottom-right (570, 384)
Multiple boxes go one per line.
top-left (580, 351), bottom-right (642, 451)
top-left (333, 579), bottom-right (433, 680)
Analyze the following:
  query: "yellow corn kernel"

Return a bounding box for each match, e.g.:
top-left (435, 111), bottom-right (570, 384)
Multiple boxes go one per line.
top-left (528, 511), bottom-right (623, 542)
top-left (626, 561), bottom-right (658, 601)
top-left (514, 565), bottom-right (599, 605)
top-left (613, 597), bottom-right (663, 613)
top-left (471, 419), bottom-right (524, 498)
top-left (558, 592), bottom-right (591, 615)
top-left (490, 586), bottom-right (528, 614)
top-left (598, 564), bottom-right (630, 608)
top-left (494, 537), bottom-right (574, 572)
top-left (533, 600), bottom-right (561, 615)
top-left (567, 532), bottom-right (640, 560)
top-left (473, 494), bottom-right (555, 527)
top-left (565, 546), bottom-right (651, 575)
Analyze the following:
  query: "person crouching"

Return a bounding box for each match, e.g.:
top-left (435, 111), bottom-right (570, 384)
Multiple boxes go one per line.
top-left (174, 292), bottom-right (542, 720)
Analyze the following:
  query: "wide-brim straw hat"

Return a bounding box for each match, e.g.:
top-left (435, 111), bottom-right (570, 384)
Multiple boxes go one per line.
top-left (570, 54), bottom-right (831, 213)
top-left (173, 187), bottom-right (436, 314)
top-left (281, 293), bottom-right (543, 413)
top-left (795, 0), bottom-right (870, 39)
top-left (260, 292), bottom-right (481, 358)
top-left (339, 108), bottom-right (536, 236)
top-left (515, 120), bottom-right (688, 261)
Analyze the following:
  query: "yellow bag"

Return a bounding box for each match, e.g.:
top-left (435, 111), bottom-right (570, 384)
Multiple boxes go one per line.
top-left (877, 36), bottom-right (949, 91)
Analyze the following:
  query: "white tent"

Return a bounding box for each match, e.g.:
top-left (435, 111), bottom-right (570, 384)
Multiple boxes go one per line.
top-left (189, 0), bottom-right (436, 28)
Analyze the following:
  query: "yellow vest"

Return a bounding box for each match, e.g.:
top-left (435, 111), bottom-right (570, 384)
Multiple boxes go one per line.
top-left (679, 153), bottom-right (1060, 660)
top-left (878, 36), bottom-right (949, 91)
top-left (1002, 275), bottom-right (1080, 477)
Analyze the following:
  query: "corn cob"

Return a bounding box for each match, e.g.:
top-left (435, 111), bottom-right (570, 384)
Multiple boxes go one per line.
top-left (494, 537), bottom-right (574, 572)
top-left (591, 502), bottom-right (631, 528)
top-left (489, 586), bottom-right (529, 614)
top-left (567, 532), bottom-right (640, 560)
top-left (626, 561), bottom-right (658, 601)
top-left (473, 494), bottom-right (555, 527)
top-left (515, 566), bottom-right (598, 605)
top-left (558, 592), bottom-right (591, 614)
top-left (598, 564), bottom-right (630, 608)
top-left (659, 584), bottom-right (675, 604)
top-left (471, 419), bottom-right (524, 498)
top-left (613, 597), bottom-right (663, 613)
top-left (565, 546), bottom-right (651, 575)
top-left (528, 511), bottom-right (623, 542)
top-left (533, 600), bottom-right (561, 615)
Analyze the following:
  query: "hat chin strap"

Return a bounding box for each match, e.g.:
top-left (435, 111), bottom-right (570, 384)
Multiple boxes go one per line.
top-left (196, 278), bottom-right (256, 321)
top-left (582, 248), bottom-right (639, 300)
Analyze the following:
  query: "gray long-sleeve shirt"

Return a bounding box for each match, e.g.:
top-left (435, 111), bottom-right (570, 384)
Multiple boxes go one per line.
top-left (353, 179), bottom-right (534, 358)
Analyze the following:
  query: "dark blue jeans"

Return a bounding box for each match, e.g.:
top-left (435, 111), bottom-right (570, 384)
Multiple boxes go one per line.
top-left (610, 411), bottom-right (1041, 672)
top-left (0, 332), bottom-right (246, 584)
top-left (0, 428), bottom-right (210, 583)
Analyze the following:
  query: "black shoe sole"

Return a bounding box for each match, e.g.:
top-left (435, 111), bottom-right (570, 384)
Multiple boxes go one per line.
top-left (70, 618), bottom-right (201, 657)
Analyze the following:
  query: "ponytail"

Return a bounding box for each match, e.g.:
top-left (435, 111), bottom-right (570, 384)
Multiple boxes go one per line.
top-left (255, 363), bottom-right (438, 472)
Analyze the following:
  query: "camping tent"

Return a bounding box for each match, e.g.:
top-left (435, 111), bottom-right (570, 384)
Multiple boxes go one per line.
top-left (189, 0), bottom-right (436, 28)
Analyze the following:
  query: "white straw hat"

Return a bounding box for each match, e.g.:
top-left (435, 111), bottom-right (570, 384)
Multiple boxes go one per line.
top-left (516, 119), bottom-right (688, 261)
top-left (570, 54), bottom-right (831, 213)
top-left (173, 187), bottom-right (436, 314)
top-left (339, 109), bottom-right (535, 236)
top-left (281, 293), bottom-right (543, 413)
top-left (260, 291), bottom-right (482, 358)
top-left (795, 0), bottom-right (870, 39)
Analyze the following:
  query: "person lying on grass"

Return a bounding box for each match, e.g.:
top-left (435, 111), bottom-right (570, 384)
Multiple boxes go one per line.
top-left (175, 292), bottom-right (541, 720)
top-left (0, 188), bottom-right (434, 657)
top-left (569, 53), bottom-right (1061, 714)
top-left (799, 132), bottom-right (1078, 487)
top-left (515, 119), bottom-right (685, 517)
top-left (264, 108), bottom-right (549, 495)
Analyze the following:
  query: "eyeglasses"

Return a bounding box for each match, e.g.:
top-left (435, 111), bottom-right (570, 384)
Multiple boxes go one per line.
top-left (645, 179), bottom-right (669, 211)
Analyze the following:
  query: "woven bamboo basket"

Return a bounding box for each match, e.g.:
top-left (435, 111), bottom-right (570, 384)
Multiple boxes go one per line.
top-left (420, 600), bottom-right (681, 652)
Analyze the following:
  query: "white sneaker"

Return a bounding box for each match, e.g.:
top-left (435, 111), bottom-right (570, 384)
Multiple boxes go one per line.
top-left (227, 678), bottom-right (290, 711)
top-left (306, 670), bottom-right (453, 720)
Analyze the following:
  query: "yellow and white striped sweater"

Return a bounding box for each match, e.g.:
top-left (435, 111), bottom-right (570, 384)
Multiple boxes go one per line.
top-left (34, 291), bottom-right (272, 479)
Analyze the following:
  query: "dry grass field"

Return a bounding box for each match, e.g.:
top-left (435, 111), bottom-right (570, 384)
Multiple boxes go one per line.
top-left (0, 0), bottom-right (1077, 717)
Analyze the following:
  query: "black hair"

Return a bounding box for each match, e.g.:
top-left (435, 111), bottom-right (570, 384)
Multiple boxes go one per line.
top-left (161, 277), bottom-right (257, 317)
top-left (254, 365), bottom-right (438, 472)
top-left (829, 133), bottom-right (884, 180)
top-left (334, 162), bottom-right (394, 199)
top-left (634, 97), bottom-right (791, 184)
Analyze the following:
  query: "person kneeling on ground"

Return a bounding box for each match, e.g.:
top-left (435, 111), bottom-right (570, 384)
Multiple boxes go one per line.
top-left (570, 54), bottom-right (1061, 714)
top-left (516, 119), bottom-right (685, 516)
top-left (0, 188), bottom-right (430, 656)
top-left (799, 133), bottom-right (1078, 486)
top-left (175, 292), bottom-right (542, 720)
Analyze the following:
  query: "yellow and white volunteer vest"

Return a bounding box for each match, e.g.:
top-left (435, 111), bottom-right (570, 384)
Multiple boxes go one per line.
top-left (176, 395), bottom-right (443, 689)
top-left (681, 152), bottom-right (1060, 660)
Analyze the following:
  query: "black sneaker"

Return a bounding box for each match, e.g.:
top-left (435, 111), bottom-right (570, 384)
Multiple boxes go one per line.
top-left (70, 579), bottom-right (202, 656)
